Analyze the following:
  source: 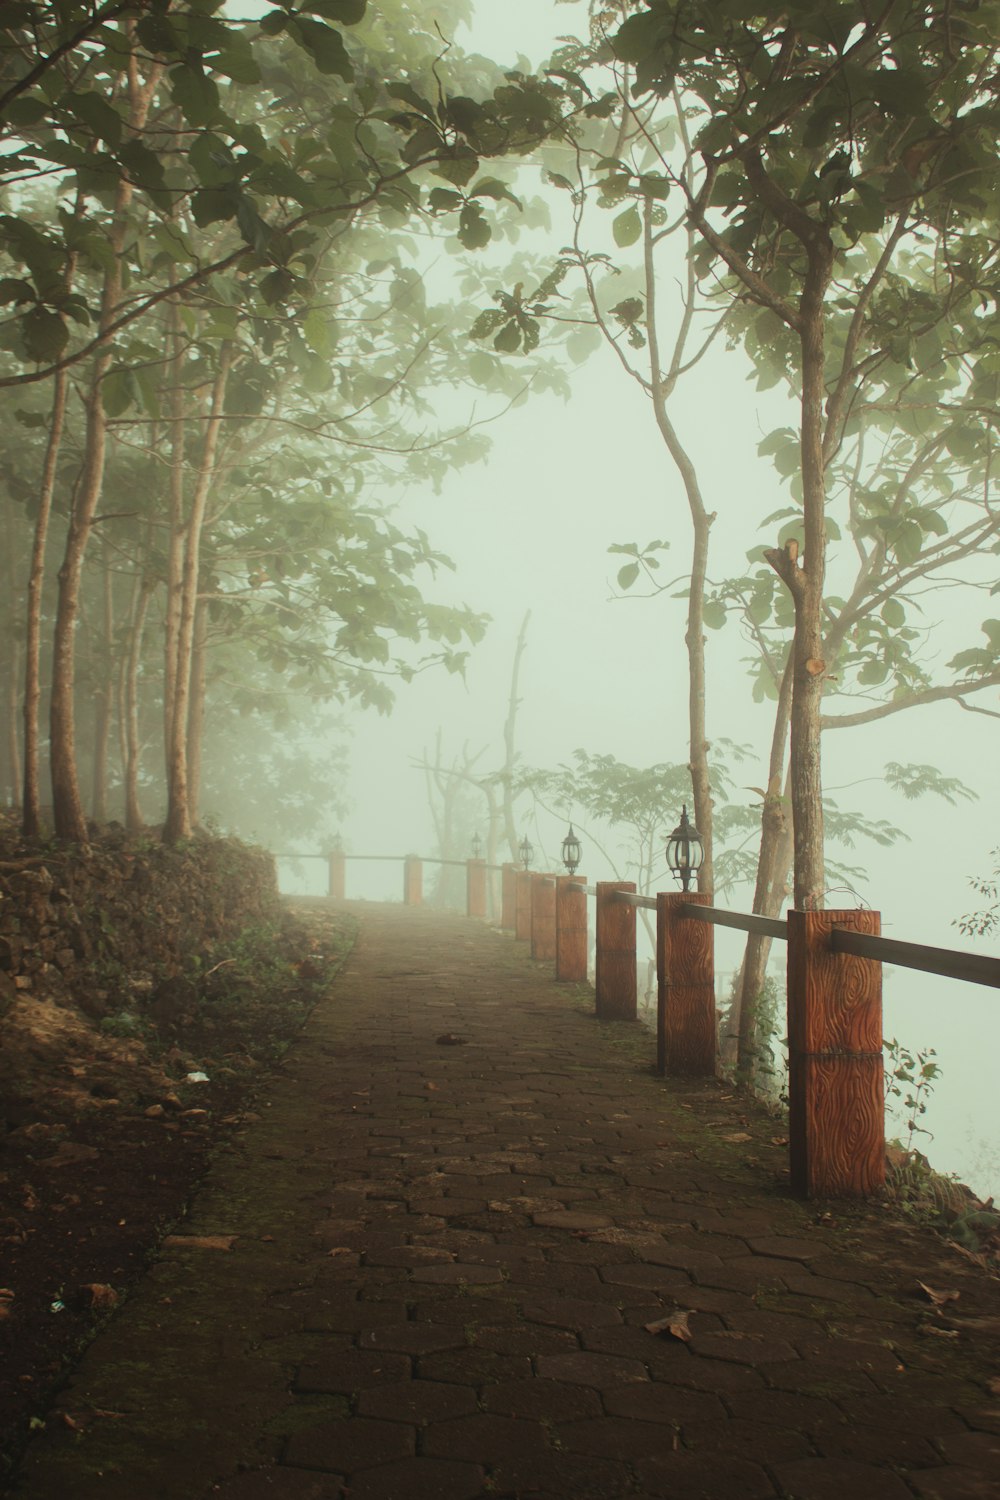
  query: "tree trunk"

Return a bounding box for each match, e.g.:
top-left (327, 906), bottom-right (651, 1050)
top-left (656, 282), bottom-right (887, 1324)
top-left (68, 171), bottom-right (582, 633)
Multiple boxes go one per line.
top-left (502, 611), bottom-right (530, 859)
top-left (50, 364), bottom-right (113, 839)
top-left (49, 40), bottom-right (158, 841)
top-left (123, 575), bottom-right (153, 833)
top-left (732, 654), bottom-right (793, 1073)
top-left (163, 290), bottom-right (186, 765)
top-left (164, 344), bottom-right (231, 842)
top-left (186, 596), bottom-right (208, 826)
top-left (763, 234), bottom-right (833, 910)
top-left (643, 202), bottom-right (716, 892)
top-left (22, 365), bottom-right (68, 835)
top-left (2, 494), bottom-right (22, 808)
top-left (90, 542), bottom-right (115, 824)
top-left (788, 251), bottom-right (831, 911)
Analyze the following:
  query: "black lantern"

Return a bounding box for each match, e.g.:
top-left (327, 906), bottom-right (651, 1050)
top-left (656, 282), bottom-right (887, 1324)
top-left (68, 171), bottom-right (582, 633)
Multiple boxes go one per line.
top-left (471, 832), bottom-right (483, 861)
top-left (561, 824), bottom-right (582, 875)
top-left (518, 835), bottom-right (534, 870)
top-left (666, 805), bottom-right (704, 893)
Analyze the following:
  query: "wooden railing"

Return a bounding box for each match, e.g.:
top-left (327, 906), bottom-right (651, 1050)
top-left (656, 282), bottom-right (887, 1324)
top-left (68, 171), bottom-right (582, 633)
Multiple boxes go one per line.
top-left (495, 867), bottom-right (1000, 1204)
top-left (279, 848), bottom-right (1000, 1203)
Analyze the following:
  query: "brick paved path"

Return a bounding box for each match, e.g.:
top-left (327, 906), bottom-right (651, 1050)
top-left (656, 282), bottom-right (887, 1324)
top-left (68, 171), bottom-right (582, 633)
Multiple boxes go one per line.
top-left (12, 905), bottom-right (1000, 1500)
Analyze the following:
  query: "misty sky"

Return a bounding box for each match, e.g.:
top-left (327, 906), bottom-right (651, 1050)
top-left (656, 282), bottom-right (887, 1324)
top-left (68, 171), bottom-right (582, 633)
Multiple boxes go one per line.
top-left (284, 0), bottom-right (999, 1198)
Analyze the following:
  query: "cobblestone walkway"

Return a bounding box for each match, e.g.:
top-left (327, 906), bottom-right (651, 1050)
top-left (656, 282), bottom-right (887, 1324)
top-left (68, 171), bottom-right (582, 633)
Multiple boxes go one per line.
top-left (12, 904), bottom-right (1000, 1500)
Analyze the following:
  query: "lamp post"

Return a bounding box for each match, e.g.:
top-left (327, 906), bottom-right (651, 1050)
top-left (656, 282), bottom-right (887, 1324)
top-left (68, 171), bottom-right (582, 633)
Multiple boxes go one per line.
top-left (666, 805), bottom-right (704, 893)
top-left (471, 832), bottom-right (483, 861)
top-left (561, 824), bottom-right (582, 876)
top-left (518, 835), bottom-right (534, 870)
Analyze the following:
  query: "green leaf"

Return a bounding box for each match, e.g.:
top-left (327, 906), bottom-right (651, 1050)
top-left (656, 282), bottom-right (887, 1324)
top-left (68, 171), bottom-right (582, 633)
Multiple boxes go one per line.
top-left (21, 306), bottom-right (67, 362)
top-left (458, 201), bottom-right (491, 250)
top-left (257, 9), bottom-right (288, 35)
top-left (703, 600), bottom-right (727, 630)
top-left (0, 277), bottom-right (34, 305)
top-left (471, 176), bottom-right (522, 210)
top-left (170, 64), bottom-right (221, 127)
top-left (259, 267), bottom-right (296, 304)
top-left (190, 186), bottom-right (238, 227)
top-left (213, 34), bottom-right (261, 84)
top-left (119, 138), bottom-right (168, 200)
top-left (301, 0), bottom-right (367, 23)
top-left (67, 91), bottom-right (122, 148)
top-left (427, 187), bottom-right (463, 212)
top-left (189, 131), bottom-right (238, 188)
top-left (292, 18), bottom-right (353, 78)
top-left (469, 307), bottom-right (506, 340)
top-left (493, 320), bottom-right (521, 353)
top-left (4, 96), bottom-right (48, 127)
top-left (617, 562), bottom-right (640, 590)
top-left (136, 13), bottom-right (179, 55)
top-left (881, 598), bottom-right (906, 628)
top-left (101, 368), bottom-right (138, 417)
top-left (612, 204), bottom-right (641, 248)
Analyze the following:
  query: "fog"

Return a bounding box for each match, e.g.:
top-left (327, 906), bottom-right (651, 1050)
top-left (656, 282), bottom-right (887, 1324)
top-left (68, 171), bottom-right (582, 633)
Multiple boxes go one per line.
top-left (277, 0), bottom-right (999, 1200)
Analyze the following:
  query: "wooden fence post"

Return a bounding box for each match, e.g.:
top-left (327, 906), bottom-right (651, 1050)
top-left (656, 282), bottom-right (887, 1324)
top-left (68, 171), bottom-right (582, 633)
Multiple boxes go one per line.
top-left (595, 882), bottom-right (636, 1020)
top-left (514, 870), bottom-right (532, 941)
top-left (403, 856), bottom-right (423, 906)
top-left (466, 859), bottom-right (487, 919)
top-left (656, 892), bottom-right (716, 1076)
top-left (327, 848), bottom-right (345, 901)
top-left (787, 908), bottom-right (884, 1199)
top-left (556, 876), bottom-right (588, 982)
top-left (501, 864), bottom-right (517, 930)
top-left (530, 874), bottom-right (557, 962)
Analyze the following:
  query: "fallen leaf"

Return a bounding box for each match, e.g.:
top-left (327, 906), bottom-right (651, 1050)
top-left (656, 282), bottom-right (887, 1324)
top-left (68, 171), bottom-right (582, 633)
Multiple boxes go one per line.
top-left (424, 1081), bottom-right (439, 1092)
top-left (79, 1283), bottom-right (118, 1310)
top-left (644, 1310), bottom-right (693, 1342)
top-left (986, 1376), bottom-right (1000, 1396)
top-left (916, 1280), bottom-right (960, 1308)
top-left (722, 1132), bottom-right (753, 1143)
top-left (161, 1234), bottom-right (237, 1251)
top-left (771, 1136), bottom-right (789, 1147)
top-left (919, 1324), bottom-right (960, 1340)
top-left (327, 1247), bottom-right (353, 1257)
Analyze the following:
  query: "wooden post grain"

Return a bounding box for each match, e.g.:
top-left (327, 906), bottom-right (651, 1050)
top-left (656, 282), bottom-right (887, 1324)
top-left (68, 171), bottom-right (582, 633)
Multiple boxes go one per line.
top-left (514, 870), bottom-right (532, 941)
top-left (530, 874), bottom-right (557, 962)
top-left (466, 859), bottom-right (487, 919)
top-left (501, 863), bottom-right (517, 930)
top-left (657, 892), bottom-right (716, 1076)
top-left (787, 908), bottom-right (884, 1199)
top-left (403, 856), bottom-right (423, 906)
top-left (327, 849), bottom-right (345, 901)
top-left (556, 876), bottom-right (587, 982)
top-left (595, 881), bottom-right (636, 1021)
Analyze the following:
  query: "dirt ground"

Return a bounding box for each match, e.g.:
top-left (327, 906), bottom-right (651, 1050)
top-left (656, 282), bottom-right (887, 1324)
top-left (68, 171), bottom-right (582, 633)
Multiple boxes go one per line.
top-left (0, 900), bottom-right (357, 1490)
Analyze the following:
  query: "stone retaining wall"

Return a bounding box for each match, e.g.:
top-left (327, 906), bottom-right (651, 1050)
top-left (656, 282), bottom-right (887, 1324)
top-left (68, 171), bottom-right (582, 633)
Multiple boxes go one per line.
top-left (0, 831), bottom-right (280, 1021)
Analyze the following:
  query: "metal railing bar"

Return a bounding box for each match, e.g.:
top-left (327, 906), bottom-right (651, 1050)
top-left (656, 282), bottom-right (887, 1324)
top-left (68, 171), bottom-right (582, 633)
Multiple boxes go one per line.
top-left (678, 903), bottom-right (788, 940)
top-left (611, 890), bottom-right (657, 911)
top-left (341, 858), bottom-right (407, 870)
top-left (831, 927), bottom-right (1000, 990)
